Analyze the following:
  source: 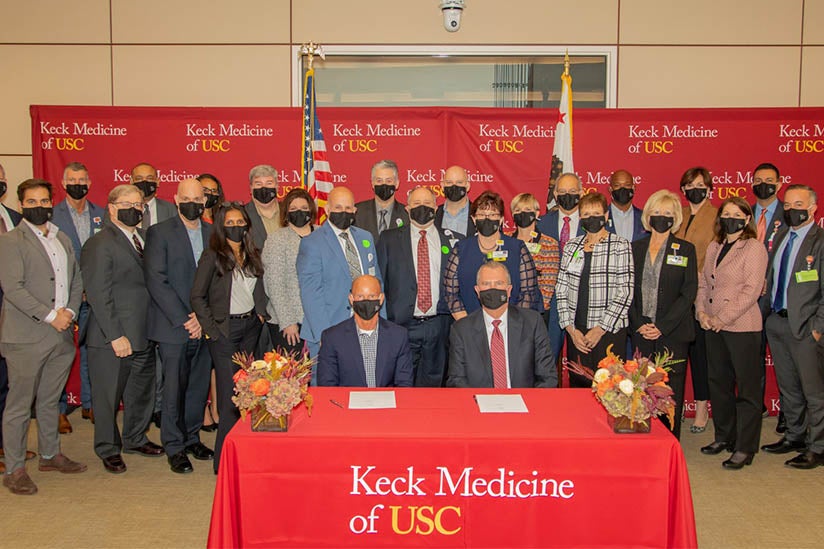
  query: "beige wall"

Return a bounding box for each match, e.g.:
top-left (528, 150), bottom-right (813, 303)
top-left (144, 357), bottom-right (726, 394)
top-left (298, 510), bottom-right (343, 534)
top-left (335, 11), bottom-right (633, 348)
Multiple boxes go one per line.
top-left (1, 0), bottom-right (822, 205)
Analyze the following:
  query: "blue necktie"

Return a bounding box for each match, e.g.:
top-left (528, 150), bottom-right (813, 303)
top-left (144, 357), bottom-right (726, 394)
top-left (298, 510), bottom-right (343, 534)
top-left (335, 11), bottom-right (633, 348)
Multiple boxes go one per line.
top-left (773, 231), bottom-right (797, 311)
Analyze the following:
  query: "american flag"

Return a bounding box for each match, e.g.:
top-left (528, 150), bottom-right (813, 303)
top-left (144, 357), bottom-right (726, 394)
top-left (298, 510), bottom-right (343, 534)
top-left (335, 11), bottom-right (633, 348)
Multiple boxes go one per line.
top-left (301, 67), bottom-right (333, 222)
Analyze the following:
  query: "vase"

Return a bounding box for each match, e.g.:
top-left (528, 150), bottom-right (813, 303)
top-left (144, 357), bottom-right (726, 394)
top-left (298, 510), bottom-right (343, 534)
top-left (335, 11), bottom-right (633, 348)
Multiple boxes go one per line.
top-left (250, 406), bottom-right (289, 432)
top-left (608, 413), bottom-right (650, 434)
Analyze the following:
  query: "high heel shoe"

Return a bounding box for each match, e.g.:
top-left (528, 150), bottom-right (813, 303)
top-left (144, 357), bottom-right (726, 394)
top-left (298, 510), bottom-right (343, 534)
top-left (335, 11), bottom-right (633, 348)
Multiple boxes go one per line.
top-left (201, 422), bottom-right (218, 433)
top-left (689, 424), bottom-right (706, 434)
top-left (722, 451), bottom-right (754, 469)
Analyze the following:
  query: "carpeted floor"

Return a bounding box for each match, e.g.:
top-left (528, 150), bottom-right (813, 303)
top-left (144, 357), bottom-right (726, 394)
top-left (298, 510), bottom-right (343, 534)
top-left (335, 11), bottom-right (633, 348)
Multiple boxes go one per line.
top-left (1, 413), bottom-right (822, 548)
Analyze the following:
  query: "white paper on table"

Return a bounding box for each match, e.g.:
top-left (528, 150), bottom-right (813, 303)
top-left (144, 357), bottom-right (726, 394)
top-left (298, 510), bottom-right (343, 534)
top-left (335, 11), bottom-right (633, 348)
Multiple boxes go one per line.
top-left (348, 391), bottom-right (397, 409)
top-left (474, 394), bottom-right (529, 413)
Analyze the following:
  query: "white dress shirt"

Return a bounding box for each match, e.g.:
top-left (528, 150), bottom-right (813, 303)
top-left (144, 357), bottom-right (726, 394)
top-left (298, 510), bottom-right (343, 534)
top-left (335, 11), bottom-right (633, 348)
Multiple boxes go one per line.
top-left (25, 220), bottom-right (73, 323)
top-left (482, 308), bottom-right (511, 388)
top-left (411, 224), bottom-right (441, 317)
top-left (558, 209), bottom-right (580, 238)
top-left (328, 222), bottom-right (365, 275)
top-left (116, 224), bottom-right (144, 252)
top-left (230, 269), bottom-right (257, 314)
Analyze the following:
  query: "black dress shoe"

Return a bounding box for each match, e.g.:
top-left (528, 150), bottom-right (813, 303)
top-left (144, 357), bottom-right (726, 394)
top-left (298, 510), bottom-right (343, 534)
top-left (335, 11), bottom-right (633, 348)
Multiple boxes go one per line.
top-left (785, 450), bottom-right (824, 469)
top-left (123, 441), bottom-right (165, 457)
top-left (102, 455), bottom-right (127, 474)
top-left (168, 452), bottom-right (194, 474)
top-left (761, 437), bottom-right (806, 454)
top-left (700, 441), bottom-right (734, 455)
top-left (722, 451), bottom-right (754, 469)
top-left (186, 442), bottom-right (215, 461)
top-left (776, 411), bottom-right (787, 434)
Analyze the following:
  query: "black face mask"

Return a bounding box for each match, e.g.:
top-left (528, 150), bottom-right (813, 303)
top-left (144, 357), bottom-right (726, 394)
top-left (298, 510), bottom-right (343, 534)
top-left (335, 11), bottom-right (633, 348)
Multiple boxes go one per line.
top-left (287, 210), bottom-right (312, 228)
top-left (178, 202), bottom-right (205, 221)
top-left (685, 188), bottom-right (707, 205)
top-left (478, 288), bottom-right (508, 309)
top-left (581, 215), bottom-right (606, 233)
top-left (475, 218), bottom-right (500, 237)
top-left (328, 211), bottom-right (356, 231)
top-left (117, 207), bottom-right (143, 227)
top-left (719, 217), bottom-right (747, 235)
top-left (556, 193), bottom-right (580, 211)
top-left (409, 205), bottom-right (435, 226)
top-left (224, 225), bottom-right (248, 243)
top-left (65, 184), bottom-right (89, 200)
top-left (204, 193), bottom-right (220, 209)
top-left (648, 215), bottom-right (675, 234)
top-left (352, 299), bottom-right (381, 320)
top-left (752, 183), bottom-right (777, 200)
top-left (133, 180), bottom-right (157, 198)
top-left (513, 212), bottom-right (536, 228)
top-left (784, 208), bottom-right (810, 228)
top-left (611, 187), bottom-right (634, 206)
top-left (443, 185), bottom-right (467, 202)
top-left (0, 181), bottom-right (6, 197)
top-left (22, 206), bottom-right (53, 226)
top-left (374, 184), bottom-right (396, 202)
top-left (253, 187), bottom-right (278, 204)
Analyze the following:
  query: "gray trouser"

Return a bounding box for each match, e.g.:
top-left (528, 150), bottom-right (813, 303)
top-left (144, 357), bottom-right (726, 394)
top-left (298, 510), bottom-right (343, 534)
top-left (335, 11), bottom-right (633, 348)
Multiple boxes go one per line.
top-left (1, 330), bottom-right (75, 473)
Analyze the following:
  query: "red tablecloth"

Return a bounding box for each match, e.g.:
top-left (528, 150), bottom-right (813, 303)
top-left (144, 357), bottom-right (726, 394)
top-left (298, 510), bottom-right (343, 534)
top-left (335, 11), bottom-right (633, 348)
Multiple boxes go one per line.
top-left (208, 388), bottom-right (696, 548)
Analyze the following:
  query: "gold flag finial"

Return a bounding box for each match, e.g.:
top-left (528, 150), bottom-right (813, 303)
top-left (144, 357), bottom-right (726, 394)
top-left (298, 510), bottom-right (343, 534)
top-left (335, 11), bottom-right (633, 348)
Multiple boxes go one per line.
top-left (563, 49), bottom-right (570, 76)
top-left (299, 42), bottom-right (325, 71)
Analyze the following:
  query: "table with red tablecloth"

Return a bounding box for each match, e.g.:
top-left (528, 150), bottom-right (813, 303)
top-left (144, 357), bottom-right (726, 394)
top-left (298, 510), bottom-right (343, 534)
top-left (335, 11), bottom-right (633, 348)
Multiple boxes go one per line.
top-left (208, 388), bottom-right (696, 548)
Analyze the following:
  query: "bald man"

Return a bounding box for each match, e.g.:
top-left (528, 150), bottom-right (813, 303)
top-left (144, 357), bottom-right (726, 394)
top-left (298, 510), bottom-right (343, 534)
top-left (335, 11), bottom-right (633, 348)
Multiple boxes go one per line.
top-left (436, 165), bottom-right (476, 239)
top-left (297, 187), bottom-right (383, 376)
top-left (317, 275), bottom-right (412, 387)
top-left (144, 178), bottom-right (213, 474)
top-left (607, 169), bottom-right (647, 242)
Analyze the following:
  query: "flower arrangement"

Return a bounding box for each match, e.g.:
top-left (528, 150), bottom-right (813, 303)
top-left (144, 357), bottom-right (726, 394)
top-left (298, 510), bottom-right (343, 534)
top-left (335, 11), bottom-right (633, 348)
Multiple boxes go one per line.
top-left (566, 345), bottom-right (677, 429)
top-left (232, 350), bottom-right (314, 431)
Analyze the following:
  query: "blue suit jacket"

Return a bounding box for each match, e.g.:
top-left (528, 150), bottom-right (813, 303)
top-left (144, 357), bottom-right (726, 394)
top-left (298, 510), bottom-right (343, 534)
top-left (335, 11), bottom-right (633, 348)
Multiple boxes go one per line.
top-left (52, 200), bottom-right (105, 261)
top-left (606, 204), bottom-right (648, 242)
top-left (297, 222), bottom-right (383, 346)
top-left (317, 317), bottom-right (413, 387)
top-left (536, 209), bottom-right (585, 241)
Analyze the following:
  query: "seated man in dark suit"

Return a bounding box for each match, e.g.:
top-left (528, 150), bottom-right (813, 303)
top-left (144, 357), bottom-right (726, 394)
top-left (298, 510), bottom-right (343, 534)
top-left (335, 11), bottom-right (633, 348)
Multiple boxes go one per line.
top-left (317, 275), bottom-right (413, 388)
top-left (447, 261), bottom-right (557, 389)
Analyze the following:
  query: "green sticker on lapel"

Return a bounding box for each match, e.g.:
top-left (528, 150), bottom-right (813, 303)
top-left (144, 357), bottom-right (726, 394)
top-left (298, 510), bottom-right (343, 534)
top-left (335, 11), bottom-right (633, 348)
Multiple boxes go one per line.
top-left (362, 240), bottom-right (371, 248)
top-left (441, 245), bottom-right (450, 255)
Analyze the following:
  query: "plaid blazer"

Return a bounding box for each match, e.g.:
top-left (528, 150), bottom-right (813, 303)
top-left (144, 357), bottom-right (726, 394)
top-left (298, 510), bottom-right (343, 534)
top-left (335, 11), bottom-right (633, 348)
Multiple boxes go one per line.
top-left (556, 233), bottom-right (634, 333)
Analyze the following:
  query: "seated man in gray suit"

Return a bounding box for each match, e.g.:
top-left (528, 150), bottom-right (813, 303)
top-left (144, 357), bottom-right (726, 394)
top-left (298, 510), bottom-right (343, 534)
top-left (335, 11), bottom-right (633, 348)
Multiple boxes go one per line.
top-left (0, 179), bottom-right (86, 495)
top-left (447, 261), bottom-right (557, 389)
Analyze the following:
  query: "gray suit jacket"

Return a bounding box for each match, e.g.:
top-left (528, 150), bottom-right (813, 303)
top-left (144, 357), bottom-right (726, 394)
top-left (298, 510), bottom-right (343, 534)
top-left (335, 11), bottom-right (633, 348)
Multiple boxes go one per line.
top-left (354, 198), bottom-right (409, 241)
top-left (154, 197), bottom-right (177, 224)
top-left (0, 221), bottom-right (82, 343)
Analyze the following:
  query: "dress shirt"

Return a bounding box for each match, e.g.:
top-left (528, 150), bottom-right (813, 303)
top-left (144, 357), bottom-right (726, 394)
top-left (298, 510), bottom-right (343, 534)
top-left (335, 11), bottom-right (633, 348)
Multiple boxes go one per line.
top-left (146, 197), bottom-right (158, 227)
top-left (558, 209), bottom-right (580, 239)
top-left (754, 199), bottom-right (779, 229)
top-left (255, 204), bottom-right (280, 236)
top-left (411, 224), bottom-right (441, 316)
top-left (186, 221), bottom-right (204, 263)
top-left (328, 222), bottom-right (365, 275)
top-left (0, 204), bottom-right (15, 232)
top-left (772, 221), bottom-right (815, 308)
top-left (441, 200), bottom-right (470, 235)
top-left (482, 308), bottom-right (510, 388)
top-left (230, 269), bottom-right (257, 314)
top-left (25, 220), bottom-right (72, 323)
top-left (116, 223), bottom-right (144, 252)
top-left (356, 321), bottom-right (379, 388)
top-left (610, 203), bottom-right (634, 241)
top-left (68, 202), bottom-right (91, 246)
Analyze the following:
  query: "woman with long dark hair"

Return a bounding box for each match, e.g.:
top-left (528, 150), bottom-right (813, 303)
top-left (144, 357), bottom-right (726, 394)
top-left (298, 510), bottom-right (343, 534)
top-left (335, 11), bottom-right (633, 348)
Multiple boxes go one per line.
top-left (191, 203), bottom-right (267, 473)
top-left (197, 173), bottom-right (225, 224)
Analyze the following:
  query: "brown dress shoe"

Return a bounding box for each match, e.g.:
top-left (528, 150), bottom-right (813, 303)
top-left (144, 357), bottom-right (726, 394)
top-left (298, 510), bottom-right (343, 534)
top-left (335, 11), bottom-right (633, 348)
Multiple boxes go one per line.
top-left (102, 455), bottom-right (127, 474)
top-left (0, 461), bottom-right (5, 474)
top-left (39, 453), bottom-right (88, 474)
top-left (58, 414), bottom-right (73, 434)
top-left (3, 468), bottom-right (38, 495)
top-left (82, 408), bottom-right (95, 424)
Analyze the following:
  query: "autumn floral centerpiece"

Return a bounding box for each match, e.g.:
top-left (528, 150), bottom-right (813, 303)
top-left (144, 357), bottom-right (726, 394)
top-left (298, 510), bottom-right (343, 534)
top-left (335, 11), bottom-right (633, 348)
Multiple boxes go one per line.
top-left (232, 350), bottom-right (314, 431)
top-left (566, 345), bottom-right (677, 433)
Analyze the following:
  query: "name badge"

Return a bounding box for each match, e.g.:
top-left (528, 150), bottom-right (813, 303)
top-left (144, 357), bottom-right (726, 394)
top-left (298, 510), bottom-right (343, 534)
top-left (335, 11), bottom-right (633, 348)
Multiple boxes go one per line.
top-left (795, 270), bottom-right (819, 283)
top-left (567, 252), bottom-right (584, 274)
top-left (666, 255), bottom-right (688, 267)
top-left (526, 242), bottom-right (541, 255)
top-left (368, 266), bottom-right (376, 276)
top-left (489, 250), bottom-right (508, 261)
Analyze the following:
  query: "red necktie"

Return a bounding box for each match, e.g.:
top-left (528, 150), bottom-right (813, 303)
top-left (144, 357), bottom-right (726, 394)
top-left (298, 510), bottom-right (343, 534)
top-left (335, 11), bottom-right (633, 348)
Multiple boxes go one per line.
top-left (756, 209), bottom-right (767, 243)
top-left (491, 319), bottom-right (507, 389)
top-left (416, 230), bottom-right (432, 312)
top-left (560, 216), bottom-right (570, 251)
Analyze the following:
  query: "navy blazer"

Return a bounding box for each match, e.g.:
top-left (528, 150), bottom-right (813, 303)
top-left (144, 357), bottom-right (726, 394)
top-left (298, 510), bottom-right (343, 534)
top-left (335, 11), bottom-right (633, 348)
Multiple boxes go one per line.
top-left (606, 204), bottom-right (648, 242)
top-left (376, 224), bottom-right (455, 326)
top-left (51, 200), bottom-right (105, 261)
top-left (317, 317), bottom-right (413, 387)
top-left (535, 209), bottom-right (585, 241)
top-left (144, 215), bottom-right (212, 344)
top-left (751, 201), bottom-right (785, 252)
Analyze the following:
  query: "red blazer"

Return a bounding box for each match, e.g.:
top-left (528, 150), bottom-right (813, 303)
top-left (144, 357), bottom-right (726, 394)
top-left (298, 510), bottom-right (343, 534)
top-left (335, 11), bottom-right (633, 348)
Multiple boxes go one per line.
top-left (696, 238), bottom-right (768, 332)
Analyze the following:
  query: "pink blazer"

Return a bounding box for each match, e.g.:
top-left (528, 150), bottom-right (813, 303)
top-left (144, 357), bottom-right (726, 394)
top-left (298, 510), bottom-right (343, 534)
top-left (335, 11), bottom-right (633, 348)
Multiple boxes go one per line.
top-left (696, 238), bottom-right (768, 332)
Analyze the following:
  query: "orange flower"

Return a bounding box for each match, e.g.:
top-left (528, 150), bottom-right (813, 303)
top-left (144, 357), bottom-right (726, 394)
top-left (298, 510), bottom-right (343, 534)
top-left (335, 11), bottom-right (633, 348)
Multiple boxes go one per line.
top-left (598, 355), bottom-right (618, 370)
top-left (656, 367), bottom-right (670, 382)
top-left (250, 379), bottom-right (271, 396)
top-left (263, 351), bottom-right (276, 364)
top-left (624, 360), bottom-right (639, 374)
top-left (612, 374), bottom-right (623, 384)
top-left (232, 369), bottom-right (248, 382)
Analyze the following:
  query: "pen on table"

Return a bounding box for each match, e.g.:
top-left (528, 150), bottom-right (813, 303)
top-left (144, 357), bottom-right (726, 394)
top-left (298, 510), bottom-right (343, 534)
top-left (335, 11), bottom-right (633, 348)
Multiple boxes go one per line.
top-left (330, 399), bottom-right (344, 408)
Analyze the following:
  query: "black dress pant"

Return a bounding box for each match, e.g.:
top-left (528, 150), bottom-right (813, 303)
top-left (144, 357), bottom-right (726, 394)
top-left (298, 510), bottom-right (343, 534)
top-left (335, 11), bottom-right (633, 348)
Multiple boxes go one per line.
top-left (158, 338), bottom-right (211, 456)
top-left (406, 315), bottom-right (451, 387)
top-left (266, 323), bottom-right (305, 357)
top-left (688, 318), bottom-right (711, 401)
top-left (208, 315), bottom-right (262, 473)
top-left (705, 330), bottom-right (763, 454)
top-left (566, 327), bottom-right (628, 388)
top-left (631, 335), bottom-right (689, 440)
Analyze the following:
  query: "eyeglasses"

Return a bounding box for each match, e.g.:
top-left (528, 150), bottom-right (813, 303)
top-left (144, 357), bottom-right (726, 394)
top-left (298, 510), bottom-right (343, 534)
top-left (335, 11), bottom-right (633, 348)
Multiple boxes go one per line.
top-left (113, 201), bottom-right (144, 209)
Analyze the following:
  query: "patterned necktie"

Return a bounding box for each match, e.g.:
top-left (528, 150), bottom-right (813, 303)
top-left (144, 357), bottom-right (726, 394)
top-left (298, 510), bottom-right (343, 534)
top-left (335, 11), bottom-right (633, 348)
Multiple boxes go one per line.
top-left (132, 234), bottom-right (144, 259)
top-left (757, 209), bottom-right (767, 243)
top-left (339, 231), bottom-right (361, 280)
top-left (416, 230), bottom-right (432, 312)
top-left (379, 210), bottom-right (388, 234)
top-left (490, 319), bottom-right (507, 389)
top-left (773, 231), bottom-right (797, 311)
top-left (560, 216), bottom-right (571, 251)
